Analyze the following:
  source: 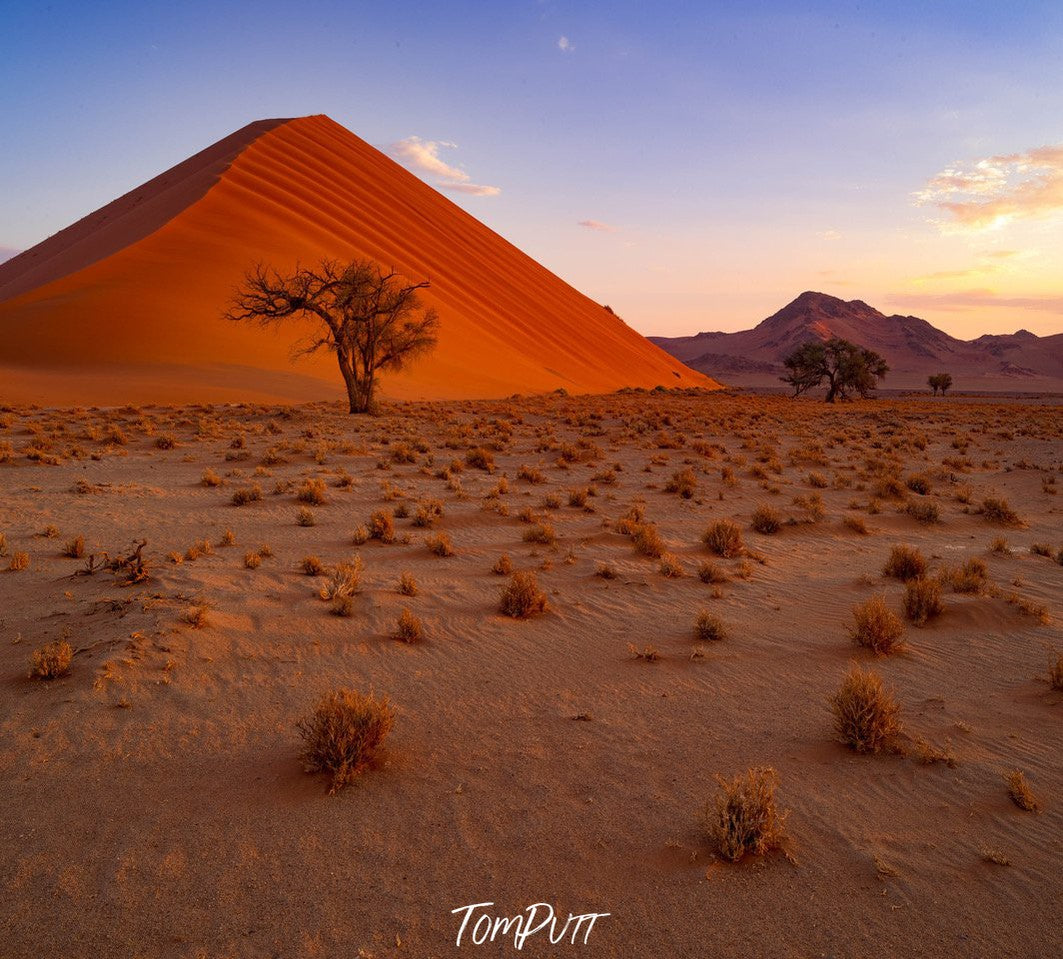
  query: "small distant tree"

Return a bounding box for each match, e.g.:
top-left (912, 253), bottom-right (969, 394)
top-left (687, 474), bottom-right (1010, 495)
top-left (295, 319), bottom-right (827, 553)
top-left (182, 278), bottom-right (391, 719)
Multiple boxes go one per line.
top-left (928, 373), bottom-right (953, 396)
top-left (781, 337), bottom-right (889, 402)
top-left (226, 258), bottom-right (439, 413)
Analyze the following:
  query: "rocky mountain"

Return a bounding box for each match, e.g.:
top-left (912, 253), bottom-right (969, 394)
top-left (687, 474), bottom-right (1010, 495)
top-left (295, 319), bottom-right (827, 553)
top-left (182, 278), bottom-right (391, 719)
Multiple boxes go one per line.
top-left (651, 291), bottom-right (1063, 390)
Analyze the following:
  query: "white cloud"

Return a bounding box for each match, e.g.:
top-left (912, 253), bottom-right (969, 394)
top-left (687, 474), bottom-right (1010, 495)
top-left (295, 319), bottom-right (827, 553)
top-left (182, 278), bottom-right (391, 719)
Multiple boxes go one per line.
top-left (916, 145), bottom-right (1063, 232)
top-left (817, 229), bottom-right (841, 240)
top-left (388, 136), bottom-right (501, 197)
top-left (558, 35), bottom-right (574, 53)
top-left (578, 219), bottom-right (618, 232)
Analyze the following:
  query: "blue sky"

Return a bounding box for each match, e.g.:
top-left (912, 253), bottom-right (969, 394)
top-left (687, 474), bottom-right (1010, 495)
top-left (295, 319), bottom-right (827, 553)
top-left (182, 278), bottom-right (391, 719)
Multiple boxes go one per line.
top-left (3, 0), bottom-right (1063, 336)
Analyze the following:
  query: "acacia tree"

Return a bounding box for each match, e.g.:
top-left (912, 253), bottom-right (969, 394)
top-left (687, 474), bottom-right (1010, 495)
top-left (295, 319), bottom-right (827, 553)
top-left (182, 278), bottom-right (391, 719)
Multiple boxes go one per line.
top-left (226, 258), bottom-right (439, 413)
top-left (928, 373), bottom-right (953, 396)
top-left (781, 337), bottom-right (889, 402)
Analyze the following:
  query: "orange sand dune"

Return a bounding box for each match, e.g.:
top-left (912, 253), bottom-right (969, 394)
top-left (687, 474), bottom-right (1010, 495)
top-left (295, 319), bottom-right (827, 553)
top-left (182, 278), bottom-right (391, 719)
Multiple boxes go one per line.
top-left (0, 115), bottom-right (714, 405)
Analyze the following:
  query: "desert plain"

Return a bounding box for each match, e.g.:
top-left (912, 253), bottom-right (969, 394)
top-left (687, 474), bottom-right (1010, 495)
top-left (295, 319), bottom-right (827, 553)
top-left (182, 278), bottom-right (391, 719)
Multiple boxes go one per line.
top-left (0, 388), bottom-right (1060, 958)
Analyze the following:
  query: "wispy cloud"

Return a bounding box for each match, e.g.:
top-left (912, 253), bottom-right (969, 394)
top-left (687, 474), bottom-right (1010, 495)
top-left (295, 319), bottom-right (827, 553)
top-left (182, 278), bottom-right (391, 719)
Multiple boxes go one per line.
top-left (388, 136), bottom-right (500, 197)
top-left (558, 35), bottom-right (574, 53)
top-left (916, 145), bottom-right (1063, 231)
top-left (578, 219), bottom-right (618, 232)
top-left (817, 229), bottom-right (841, 240)
top-left (885, 289), bottom-right (1063, 314)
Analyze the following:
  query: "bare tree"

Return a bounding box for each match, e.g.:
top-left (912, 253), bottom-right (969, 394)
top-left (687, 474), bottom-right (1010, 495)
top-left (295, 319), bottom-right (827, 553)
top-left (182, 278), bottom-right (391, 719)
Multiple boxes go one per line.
top-left (781, 337), bottom-right (889, 402)
top-left (226, 258), bottom-right (439, 413)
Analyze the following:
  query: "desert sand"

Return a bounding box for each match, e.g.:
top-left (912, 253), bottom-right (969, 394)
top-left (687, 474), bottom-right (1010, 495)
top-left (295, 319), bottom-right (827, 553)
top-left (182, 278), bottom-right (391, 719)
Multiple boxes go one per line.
top-left (1, 390), bottom-right (1060, 958)
top-left (0, 115), bottom-right (712, 406)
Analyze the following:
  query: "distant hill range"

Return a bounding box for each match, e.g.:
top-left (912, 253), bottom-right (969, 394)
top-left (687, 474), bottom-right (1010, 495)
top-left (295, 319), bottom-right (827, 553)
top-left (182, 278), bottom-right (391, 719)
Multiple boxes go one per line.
top-left (650, 291), bottom-right (1063, 392)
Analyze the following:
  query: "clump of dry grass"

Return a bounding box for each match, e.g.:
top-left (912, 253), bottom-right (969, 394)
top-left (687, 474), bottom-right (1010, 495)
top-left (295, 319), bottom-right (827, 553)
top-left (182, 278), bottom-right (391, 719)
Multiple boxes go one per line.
top-left (29, 640), bottom-right (73, 680)
top-left (523, 523), bottom-right (557, 546)
top-left (398, 571), bottom-right (418, 596)
top-left (631, 523), bottom-right (665, 558)
top-left (320, 558), bottom-right (363, 608)
top-left (980, 497), bottom-right (1023, 526)
top-left (296, 506), bottom-right (316, 527)
top-left (905, 501), bottom-right (940, 525)
top-left (1005, 770), bottom-right (1041, 812)
top-left (244, 550), bottom-right (262, 569)
top-left (297, 689), bottom-right (395, 794)
top-left (62, 535), bottom-right (85, 558)
top-left (297, 478), bottom-right (328, 505)
top-left (988, 536), bottom-right (1010, 555)
top-left (903, 578), bottom-right (943, 626)
top-left (413, 498), bottom-right (444, 528)
top-left (883, 544), bottom-right (927, 581)
top-left (595, 562), bottom-right (618, 579)
top-left (369, 510), bottom-right (395, 543)
top-left (703, 520), bottom-right (743, 558)
top-left (849, 595), bottom-right (905, 652)
top-left (628, 643), bottom-right (661, 662)
top-left (201, 468), bottom-right (222, 487)
top-left (351, 525), bottom-right (369, 546)
top-left (492, 554), bottom-right (513, 575)
top-left (425, 532), bottom-right (455, 557)
top-left (665, 467), bottom-right (697, 499)
top-left (843, 515), bottom-right (869, 535)
top-left (830, 665), bottom-right (901, 753)
top-left (181, 605), bottom-right (210, 629)
top-left (658, 553), bottom-right (684, 577)
top-left (219, 528), bottom-right (236, 547)
top-left (750, 505), bottom-right (781, 535)
top-left (499, 571), bottom-right (547, 618)
top-left (302, 555), bottom-right (325, 576)
top-left (694, 611), bottom-right (727, 642)
top-left (396, 608), bottom-right (423, 642)
top-left (466, 447), bottom-right (495, 471)
top-left (231, 484), bottom-right (262, 506)
top-left (704, 767), bottom-right (787, 863)
top-left (697, 560), bottom-right (727, 584)
top-left (949, 557), bottom-right (988, 594)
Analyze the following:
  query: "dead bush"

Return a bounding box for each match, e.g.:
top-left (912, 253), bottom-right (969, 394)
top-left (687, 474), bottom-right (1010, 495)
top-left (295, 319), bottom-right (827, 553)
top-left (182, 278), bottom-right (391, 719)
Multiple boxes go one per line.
top-left (883, 544), bottom-right (927, 581)
top-left (694, 612), bottom-right (727, 642)
top-left (704, 767), bottom-right (787, 863)
top-left (903, 578), bottom-right (943, 626)
top-left (1005, 770), bottom-right (1040, 812)
top-left (850, 595), bottom-right (905, 652)
top-left (297, 689), bottom-right (395, 794)
top-left (499, 571), bottom-right (548, 618)
top-left (703, 520), bottom-right (743, 558)
top-left (29, 640), bottom-right (73, 680)
top-left (830, 665), bottom-right (901, 753)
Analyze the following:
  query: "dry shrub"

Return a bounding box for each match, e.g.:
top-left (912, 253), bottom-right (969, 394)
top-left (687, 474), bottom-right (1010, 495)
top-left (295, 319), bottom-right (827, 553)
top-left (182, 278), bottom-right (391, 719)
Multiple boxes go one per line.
top-left (244, 550), bottom-right (262, 569)
top-left (154, 433), bottom-right (177, 450)
top-left (632, 523), bottom-right (665, 558)
top-left (296, 506), bottom-right (316, 527)
top-left (466, 447), bottom-right (495, 471)
top-left (517, 465), bottom-right (546, 484)
top-left (750, 505), bottom-right (782, 535)
top-left (658, 553), bottom-right (684, 578)
top-left (297, 689), bottom-right (395, 794)
top-left (697, 560), bottom-right (727, 584)
top-left (981, 497), bottom-right (1023, 526)
top-left (905, 473), bottom-right (931, 495)
top-left (665, 467), bottom-right (697, 499)
top-left (181, 606), bottom-right (210, 629)
top-left (369, 510), bottom-right (395, 543)
top-left (62, 535), bottom-right (85, 558)
top-left (883, 544), bottom-right (926, 581)
top-left (413, 498), bottom-right (445, 528)
top-left (704, 767), bottom-right (787, 863)
top-left (351, 525), bottom-right (370, 545)
top-left (523, 523), bottom-right (557, 546)
top-left (628, 643), bottom-right (661, 662)
top-left (905, 501), bottom-right (940, 525)
top-left (830, 665), bottom-right (901, 753)
top-left (396, 608), bottom-right (423, 642)
top-left (850, 595), bottom-right (905, 652)
top-left (492, 554), bottom-right (514, 575)
top-left (302, 555), bottom-right (325, 576)
top-left (903, 578), bottom-right (943, 626)
top-left (398, 571), bottom-right (418, 596)
top-left (1005, 770), bottom-right (1040, 812)
top-left (320, 558), bottom-right (363, 602)
top-left (297, 478), bottom-right (328, 505)
top-left (201, 468), bottom-right (222, 487)
top-left (595, 562), bottom-right (618, 579)
top-left (29, 640), bottom-right (73, 680)
top-left (231, 484), bottom-right (262, 506)
top-left (703, 520), bottom-right (743, 558)
top-left (219, 528), bottom-right (237, 547)
top-left (425, 532), bottom-right (455, 557)
top-left (499, 571), bottom-right (547, 618)
top-left (694, 611), bottom-right (727, 642)
top-left (567, 487), bottom-right (591, 509)
top-left (989, 536), bottom-right (1010, 555)
top-left (843, 515), bottom-right (868, 535)
top-left (950, 557), bottom-right (988, 594)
